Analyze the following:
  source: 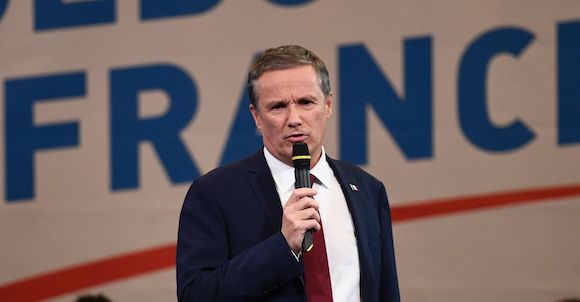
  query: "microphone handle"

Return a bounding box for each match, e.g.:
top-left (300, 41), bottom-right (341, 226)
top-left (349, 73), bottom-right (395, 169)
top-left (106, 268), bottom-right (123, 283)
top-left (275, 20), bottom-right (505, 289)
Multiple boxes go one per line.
top-left (302, 230), bottom-right (314, 252)
top-left (294, 168), bottom-right (311, 188)
top-left (294, 167), bottom-right (313, 252)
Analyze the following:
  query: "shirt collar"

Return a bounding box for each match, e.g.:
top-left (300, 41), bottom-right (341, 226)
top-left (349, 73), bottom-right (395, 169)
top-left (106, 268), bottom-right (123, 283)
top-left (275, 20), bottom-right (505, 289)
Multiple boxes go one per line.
top-left (263, 146), bottom-right (333, 194)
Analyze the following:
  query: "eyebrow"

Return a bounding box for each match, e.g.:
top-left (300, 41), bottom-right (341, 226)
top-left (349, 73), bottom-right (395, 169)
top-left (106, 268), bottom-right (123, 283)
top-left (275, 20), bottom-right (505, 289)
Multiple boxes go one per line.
top-left (263, 94), bottom-right (319, 108)
top-left (297, 95), bottom-right (317, 101)
top-left (266, 100), bottom-right (287, 109)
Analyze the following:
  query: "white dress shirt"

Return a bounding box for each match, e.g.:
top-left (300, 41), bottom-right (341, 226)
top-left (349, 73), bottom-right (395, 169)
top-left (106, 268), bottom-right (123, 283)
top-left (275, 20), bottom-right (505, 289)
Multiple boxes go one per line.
top-left (264, 147), bottom-right (361, 302)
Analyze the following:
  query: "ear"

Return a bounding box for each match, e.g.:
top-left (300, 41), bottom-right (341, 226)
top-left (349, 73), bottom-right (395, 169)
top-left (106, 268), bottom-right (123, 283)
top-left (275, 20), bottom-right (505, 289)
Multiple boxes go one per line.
top-left (249, 104), bottom-right (262, 130)
top-left (325, 93), bottom-right (333, 119)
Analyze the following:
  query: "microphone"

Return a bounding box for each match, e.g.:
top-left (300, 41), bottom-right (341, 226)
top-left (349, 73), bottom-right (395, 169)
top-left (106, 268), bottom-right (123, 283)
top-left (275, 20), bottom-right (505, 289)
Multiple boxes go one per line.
top-left (292, 142), bottom-right (314, 252)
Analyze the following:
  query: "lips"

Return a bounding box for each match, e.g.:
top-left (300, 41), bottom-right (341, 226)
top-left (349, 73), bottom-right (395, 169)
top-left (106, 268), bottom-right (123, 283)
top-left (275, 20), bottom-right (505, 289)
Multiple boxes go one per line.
top-left (285, 132), bottom-right (308, 143)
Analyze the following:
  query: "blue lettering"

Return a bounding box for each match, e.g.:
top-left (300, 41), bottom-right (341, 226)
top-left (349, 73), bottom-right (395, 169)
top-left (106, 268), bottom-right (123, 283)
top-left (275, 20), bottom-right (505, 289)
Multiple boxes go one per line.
top-left (5, 72), bottom-right (85, 202)
top-left (339, 38), bottom-right (433, 164)
top-left (558, 20), bottom-right (580, 145)
top-left (35, 0), bottom-right (115, 31)
top-left (0, 0), bottom-right (8, 21)
top-left (110, 64), bottom-right (200, 190)
top-left (459, 27), bottom-right (535, 152)
top-left (220, 85), bottom-right (262, 165)
top-left (141, 0), bottom-right (220, 20)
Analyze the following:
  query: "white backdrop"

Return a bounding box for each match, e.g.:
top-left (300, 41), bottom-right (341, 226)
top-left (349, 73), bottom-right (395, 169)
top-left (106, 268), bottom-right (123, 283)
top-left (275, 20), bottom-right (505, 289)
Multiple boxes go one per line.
top-left (1, 1), bottom-right (579, 301)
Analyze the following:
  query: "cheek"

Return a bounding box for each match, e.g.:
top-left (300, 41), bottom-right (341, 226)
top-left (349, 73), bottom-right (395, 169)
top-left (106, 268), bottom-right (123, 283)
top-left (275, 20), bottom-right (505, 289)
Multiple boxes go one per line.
top-left (316, 113), bottom-right (328, 127)
top-left (271, 118), bottom-right (286, 130)
top-left (262, 119), bottom-right (283, 137)
top-left (313, 115), bottom-right (328, 136)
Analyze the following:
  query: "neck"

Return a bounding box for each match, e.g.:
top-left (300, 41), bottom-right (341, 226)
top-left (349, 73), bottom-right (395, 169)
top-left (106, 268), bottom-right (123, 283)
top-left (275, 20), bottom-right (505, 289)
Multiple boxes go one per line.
top-left (309, 150), bottom-right (323, 169)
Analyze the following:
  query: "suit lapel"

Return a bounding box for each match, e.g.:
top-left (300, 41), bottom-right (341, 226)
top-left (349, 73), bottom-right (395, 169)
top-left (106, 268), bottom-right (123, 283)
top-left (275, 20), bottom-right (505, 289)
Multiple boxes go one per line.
top-left (246, 152), bottom-right (374, 269)
top-left (326, 156), bottom-right (374, 301)
top-left (246, 151), bottom-right (306, 289)
top-left (246, 151), bottom-right (283, 229)
top-left (245, 152), bottom-right (374, 297)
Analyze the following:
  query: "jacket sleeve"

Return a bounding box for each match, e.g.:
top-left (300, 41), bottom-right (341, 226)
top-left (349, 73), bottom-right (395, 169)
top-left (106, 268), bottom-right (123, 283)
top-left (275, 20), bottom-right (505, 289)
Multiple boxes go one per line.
top-left (176, 178), bottom-right (304, 302)
top-left (378, 183), bottom-right (401, 302)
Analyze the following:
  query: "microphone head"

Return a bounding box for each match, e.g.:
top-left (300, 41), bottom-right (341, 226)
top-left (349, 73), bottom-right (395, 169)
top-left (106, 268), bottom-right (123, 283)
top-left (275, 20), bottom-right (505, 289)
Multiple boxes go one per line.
top-left (292, 143), bottom-right (310, 169)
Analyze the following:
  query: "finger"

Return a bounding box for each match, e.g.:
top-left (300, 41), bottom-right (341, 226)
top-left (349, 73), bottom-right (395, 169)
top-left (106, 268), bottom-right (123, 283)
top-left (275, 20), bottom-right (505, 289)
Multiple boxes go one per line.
top-left (295, 187), bottom-right (317, 198)
top-left (301, 218), bottom-right (321, 232)
top-left (283, 195), bottom-right (319, 213)
top-left (294, 197), bottom-right (319, 212)
top-left (287, 188), bottom-right (317, 204)
top-left (297, 207), bottom-right (321, 223)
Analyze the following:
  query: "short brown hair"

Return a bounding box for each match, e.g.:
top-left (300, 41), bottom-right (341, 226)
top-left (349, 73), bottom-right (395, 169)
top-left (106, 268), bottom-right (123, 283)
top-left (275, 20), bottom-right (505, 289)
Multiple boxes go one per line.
top-left (247, 45), bottom-right (331, 108)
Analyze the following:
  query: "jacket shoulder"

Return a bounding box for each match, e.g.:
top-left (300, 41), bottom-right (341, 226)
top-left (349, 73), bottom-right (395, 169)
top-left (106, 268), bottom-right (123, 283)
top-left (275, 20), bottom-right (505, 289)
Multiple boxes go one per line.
top-left (192, 151), bottom-right (264, 186)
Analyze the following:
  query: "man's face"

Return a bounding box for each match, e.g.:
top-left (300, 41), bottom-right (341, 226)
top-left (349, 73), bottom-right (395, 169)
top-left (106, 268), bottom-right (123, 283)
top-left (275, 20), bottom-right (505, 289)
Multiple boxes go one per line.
top-left (250, 65), bottom-right (332, 167)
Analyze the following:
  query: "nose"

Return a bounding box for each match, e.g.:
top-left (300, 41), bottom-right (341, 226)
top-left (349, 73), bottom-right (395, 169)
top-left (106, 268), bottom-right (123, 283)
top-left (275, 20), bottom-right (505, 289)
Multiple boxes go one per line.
top-left (287, 103), bottom-right (302, 127)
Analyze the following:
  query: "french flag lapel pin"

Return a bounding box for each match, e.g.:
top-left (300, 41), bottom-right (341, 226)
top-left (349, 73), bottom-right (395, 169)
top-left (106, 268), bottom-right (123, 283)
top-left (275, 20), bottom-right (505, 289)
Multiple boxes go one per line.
top-left (349, 183), bottom-right (359, 192)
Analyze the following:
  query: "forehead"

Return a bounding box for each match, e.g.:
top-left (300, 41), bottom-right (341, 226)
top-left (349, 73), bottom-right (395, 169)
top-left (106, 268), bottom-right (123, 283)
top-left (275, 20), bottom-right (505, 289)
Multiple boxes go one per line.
top-left (255, 65), bottom-right (322, 105)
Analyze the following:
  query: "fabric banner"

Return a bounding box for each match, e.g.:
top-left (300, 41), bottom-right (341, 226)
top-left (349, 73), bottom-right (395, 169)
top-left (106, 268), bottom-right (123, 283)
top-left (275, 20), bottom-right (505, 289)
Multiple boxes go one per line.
top-left (1, 1), bottom-right (579, 301)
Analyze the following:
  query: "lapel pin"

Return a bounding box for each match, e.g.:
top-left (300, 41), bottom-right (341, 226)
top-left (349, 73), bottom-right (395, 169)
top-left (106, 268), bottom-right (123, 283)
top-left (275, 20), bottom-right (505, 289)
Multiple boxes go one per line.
top-left (349, 184), bottom-right (359, 192)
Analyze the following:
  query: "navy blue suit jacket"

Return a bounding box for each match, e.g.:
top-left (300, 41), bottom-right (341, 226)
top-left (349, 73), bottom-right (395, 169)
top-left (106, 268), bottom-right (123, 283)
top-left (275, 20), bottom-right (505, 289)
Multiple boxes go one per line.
top-left (176, 151), bottom-right (399, 301)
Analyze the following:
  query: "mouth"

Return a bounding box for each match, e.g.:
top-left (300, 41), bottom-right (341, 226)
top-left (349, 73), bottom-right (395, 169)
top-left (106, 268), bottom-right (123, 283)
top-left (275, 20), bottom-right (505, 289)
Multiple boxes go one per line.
top-left (285, 133), bottom-right (308, 143)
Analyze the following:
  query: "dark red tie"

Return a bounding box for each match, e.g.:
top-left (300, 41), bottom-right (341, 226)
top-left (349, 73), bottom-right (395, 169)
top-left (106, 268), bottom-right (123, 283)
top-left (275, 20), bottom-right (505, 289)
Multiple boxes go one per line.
top-left (303, 174), bottom-right (333, 302)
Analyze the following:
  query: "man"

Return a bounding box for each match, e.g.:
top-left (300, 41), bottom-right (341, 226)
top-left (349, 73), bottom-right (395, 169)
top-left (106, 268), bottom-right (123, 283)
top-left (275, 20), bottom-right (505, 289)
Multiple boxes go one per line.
top-left (177, 45), bottom-right (399, 302)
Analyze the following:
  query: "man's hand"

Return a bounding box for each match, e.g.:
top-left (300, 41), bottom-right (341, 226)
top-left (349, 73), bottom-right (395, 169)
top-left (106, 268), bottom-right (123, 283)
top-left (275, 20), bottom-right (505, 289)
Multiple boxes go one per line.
top-left (281, 187), bottom-right (321, 254)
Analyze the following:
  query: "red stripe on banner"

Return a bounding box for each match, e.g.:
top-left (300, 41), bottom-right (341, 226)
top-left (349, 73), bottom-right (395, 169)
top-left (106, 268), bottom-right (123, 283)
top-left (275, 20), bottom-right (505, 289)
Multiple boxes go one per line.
top-left (391, 182), bottom-right (580, 222)
top-left (1, 183), bottom-right (579, 301)
top-left (0, 243), bottom-right (176, 302)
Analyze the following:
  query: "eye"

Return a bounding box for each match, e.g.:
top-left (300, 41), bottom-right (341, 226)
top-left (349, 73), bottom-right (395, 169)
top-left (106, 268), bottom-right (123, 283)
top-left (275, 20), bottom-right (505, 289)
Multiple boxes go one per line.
top-left (269, 102), bottom-right (286, 111)
top-left (298, 98), bottom-right (315, 106)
